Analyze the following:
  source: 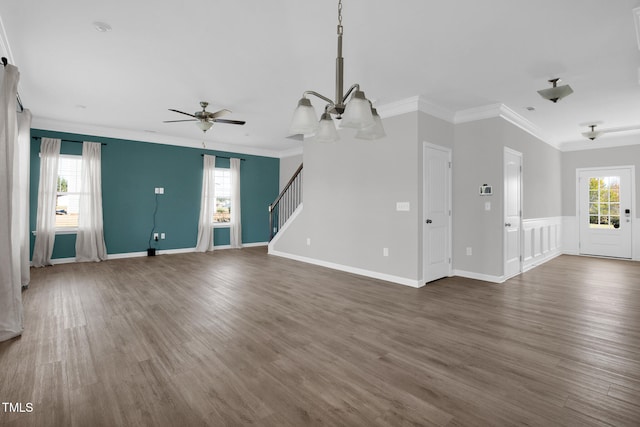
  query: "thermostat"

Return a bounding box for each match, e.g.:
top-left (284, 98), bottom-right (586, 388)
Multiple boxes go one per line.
top-left (479, 184), bottom-right (492, 195)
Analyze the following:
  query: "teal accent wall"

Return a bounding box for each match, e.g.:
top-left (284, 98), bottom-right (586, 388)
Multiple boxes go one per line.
top-left (30, 129), bottom-right (279, 259)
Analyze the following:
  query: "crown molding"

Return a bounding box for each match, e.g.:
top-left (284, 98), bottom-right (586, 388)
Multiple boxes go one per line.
top-left (278, 146), bottom-right (303, 158)
top-left (31, 116), bottom-right (282, 158)
top-left (377, 95), bottom-right (456, 123)
top-left (417, 97), bottom-right (456, 123)
top-left (559, 129), bottom-right (640, 152)
top-left (453, 103), bottom-right (503, 124)
top-left (378, 96), bottom-right (554, 148)
top-left (377, 96), bottom-right (420, 119)
top-left (454, 103), bottom-right (556, 149)
top-left (494, 104), bottom-right (556, 148)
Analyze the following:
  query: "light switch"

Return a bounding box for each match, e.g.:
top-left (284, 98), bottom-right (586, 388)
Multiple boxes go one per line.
top-left (396, 202), bottom-right (410, 211)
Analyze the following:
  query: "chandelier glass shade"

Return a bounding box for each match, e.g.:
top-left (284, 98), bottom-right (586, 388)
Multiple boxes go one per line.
top-left (340, 90), bottom-right (375, 129)
top-left (289, 98), bottom-right (320, 135)
top-left (355, 108), bottom-right (386, 140)
top-left (289, 0), bottom-right (384, 142)
top-left (315, 113), bottom-right (340, 143)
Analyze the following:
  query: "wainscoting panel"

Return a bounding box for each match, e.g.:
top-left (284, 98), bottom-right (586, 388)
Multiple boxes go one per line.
top-left (522, 217), bottom-right (562, 271)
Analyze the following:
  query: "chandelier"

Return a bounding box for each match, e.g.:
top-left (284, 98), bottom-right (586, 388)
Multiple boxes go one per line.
top-left (288, 0), bottom-right (385, 142)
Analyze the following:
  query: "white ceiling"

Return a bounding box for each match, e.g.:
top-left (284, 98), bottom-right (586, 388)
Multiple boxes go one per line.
top-left (2, 0), bottom-right (640, 156)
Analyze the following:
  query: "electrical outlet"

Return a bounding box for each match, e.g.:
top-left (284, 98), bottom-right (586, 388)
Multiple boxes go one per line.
top-left (159, 187), bottom-right (164, 194)
top-left (160, 233), bottom-right (165, 240)
top-left (153, 232), bottom-right (159, 241)
top-left (306, 238), bottom-right (311, 246)
top-left (485, 202), bottom-right (491, 211)
top-left (466, 247), bottom-right (472, 256)
top-left (383, 248), bottom-right (389, 257)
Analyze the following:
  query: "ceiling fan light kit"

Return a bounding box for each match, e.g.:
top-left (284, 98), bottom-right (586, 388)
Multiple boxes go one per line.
top-left (164, 101), bottom-right (246, 146)
top-left (289, 0), bottom-right (385, 142)
top-left (196, 120), bottom-right (213, 132)
top-left (537, 78), bottom-right (574, 103)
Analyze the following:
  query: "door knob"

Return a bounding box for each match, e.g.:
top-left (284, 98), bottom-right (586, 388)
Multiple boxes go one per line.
top-left (426, 219), bottom-right (433, 224)
top-left (505, 223), bottom-right (511, 227)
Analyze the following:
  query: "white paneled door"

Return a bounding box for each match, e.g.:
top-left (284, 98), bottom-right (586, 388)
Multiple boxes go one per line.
top-left (579, 168), bottom-right (633, 258)
top-left (423, 143), bottom-right (451, 284)
top-left (504, 148), bottom-right (522, 279)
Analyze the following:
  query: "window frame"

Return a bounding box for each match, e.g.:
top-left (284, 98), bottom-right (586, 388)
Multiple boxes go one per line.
top-left (212, 167), bottom-right (232, 228)
top-left (55, 154), bottom-right (82, 234)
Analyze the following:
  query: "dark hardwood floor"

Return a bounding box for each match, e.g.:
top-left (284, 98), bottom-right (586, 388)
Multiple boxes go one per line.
top-left (1, 248), bottom-right (639, 426)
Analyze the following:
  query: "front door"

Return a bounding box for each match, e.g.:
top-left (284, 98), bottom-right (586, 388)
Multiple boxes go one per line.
top-left (423, 143), bottom-right (451, 283)
top-left (579, 168), bottom-right (633, 258)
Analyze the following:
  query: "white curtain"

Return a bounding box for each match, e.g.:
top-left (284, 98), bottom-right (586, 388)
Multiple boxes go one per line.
top-left (195, 155), bottom-right (216, 252)
top-left (17, 109), bottom-right (32, 287)
top-left (230, 157), bottom-right (242, 248)
top-left (32, 138), bottom-right (60, 267)
top-left (0, 63), bottom-right (23, 341)
top-left (75, 141), bottom-right (107, 262)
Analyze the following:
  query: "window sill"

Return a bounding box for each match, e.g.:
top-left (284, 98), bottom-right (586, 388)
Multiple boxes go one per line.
top-left (32, 229), bottom-right (78, 236)
top-left (213, 223), bottom-right (231, 228)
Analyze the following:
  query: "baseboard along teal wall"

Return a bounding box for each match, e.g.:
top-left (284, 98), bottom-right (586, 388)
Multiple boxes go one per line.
top-left (29, 129), bottom-right (280, 259)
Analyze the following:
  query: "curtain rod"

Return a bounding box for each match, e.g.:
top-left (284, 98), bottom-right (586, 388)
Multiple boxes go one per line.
top-left (201, 154), bottom-right (246, 161)
top-left (1, 57), bottom-right (25, 112)
top-left (32, 136), bottom-right (107, 146)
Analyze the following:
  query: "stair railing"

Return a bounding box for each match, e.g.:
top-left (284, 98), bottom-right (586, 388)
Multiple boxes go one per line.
top-left (269, 163), bottom-right (303, 241)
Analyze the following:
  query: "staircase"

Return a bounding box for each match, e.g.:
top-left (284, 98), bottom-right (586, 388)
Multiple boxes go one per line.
top-left (269, 163), bottom-right (303, 241)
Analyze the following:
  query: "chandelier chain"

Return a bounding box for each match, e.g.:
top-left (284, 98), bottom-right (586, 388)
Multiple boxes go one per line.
top-left (337, 0), bottom-right (343, 34)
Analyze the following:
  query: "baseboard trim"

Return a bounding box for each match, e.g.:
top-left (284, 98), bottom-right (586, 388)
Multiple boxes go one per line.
top-left (269, 249), bottom-right (423, 288)
top-left (268, 204), bottom-right (303, 253)
top-left (42, 242), bottom-right (268, 265)
top-left (452, 269), bottom-right (505, 284)
top-left (47, 257), bottom-right (76, 265)
top-left (522, 251), bottom-right (562, 272)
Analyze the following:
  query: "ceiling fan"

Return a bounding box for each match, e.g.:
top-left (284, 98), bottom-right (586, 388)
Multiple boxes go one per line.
top-left (164, 101), bottom-right (246, 134)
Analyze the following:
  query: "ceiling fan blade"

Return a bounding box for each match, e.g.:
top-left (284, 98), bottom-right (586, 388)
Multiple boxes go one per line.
top-left (213, 119), bottom-right (246, 125)
top-left (168, 109), bottom-right (197, 118)
top-left (163, 119), bottom-right (197, 123)
top-left (210, 109), bottom-right (231, 119)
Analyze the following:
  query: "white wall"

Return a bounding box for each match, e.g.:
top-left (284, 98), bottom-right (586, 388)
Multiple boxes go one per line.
top-left (452, 117), bottom-right (562, 280)
top-left (279, 153), bottom-right (303, 191)
top-left (561, 143), bottom-right (640, 260)
top-left (271, 112), bottom-right (424, 285)
top-left (273, 111), bottom-right (565, 286)
top-left (273, 106), bottom-right (640, 287)
top-left (561, 144), bottom-right (640, 216)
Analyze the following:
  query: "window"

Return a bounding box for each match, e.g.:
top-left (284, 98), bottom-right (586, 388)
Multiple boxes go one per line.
top-left (56, 155), bottom-right (82, 229)
top-left (214, 168), bottom-right (231, 224)
top-left (589, 176), bottom-right (620, 229)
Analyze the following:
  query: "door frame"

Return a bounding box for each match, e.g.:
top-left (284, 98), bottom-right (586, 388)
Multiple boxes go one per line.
top-left (575, 165), bottom-right (636, 259)
top-left (503, 147), bottom-right (523, 279)
top-left (422, 142), bottom-right (452, 283)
